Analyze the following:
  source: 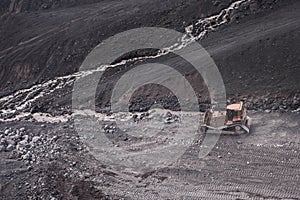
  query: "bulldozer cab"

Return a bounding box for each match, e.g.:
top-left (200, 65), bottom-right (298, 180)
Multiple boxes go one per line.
top-left (225, 102), bottom-right (245, 125)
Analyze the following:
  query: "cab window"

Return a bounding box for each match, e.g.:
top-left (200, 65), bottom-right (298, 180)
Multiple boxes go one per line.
top-left (227, 109), bottom-right (234, 121)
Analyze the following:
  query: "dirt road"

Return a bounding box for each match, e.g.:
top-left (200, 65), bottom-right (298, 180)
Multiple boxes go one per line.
top-left (0, 111), bottom-right (299, 199)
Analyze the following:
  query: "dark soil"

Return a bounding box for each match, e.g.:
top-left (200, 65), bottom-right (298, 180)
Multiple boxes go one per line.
top-left (1, 0), bottom-right (300, 199)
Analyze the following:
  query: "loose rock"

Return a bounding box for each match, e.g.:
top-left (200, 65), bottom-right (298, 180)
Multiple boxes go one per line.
top-left (6, 144), bottom-right (15, 152)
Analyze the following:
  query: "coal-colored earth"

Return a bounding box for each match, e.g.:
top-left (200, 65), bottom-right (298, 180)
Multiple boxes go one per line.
top-left (0, 0), bottom-right (300, 199)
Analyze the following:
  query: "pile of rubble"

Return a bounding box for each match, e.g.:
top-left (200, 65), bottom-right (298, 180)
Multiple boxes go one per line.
top-left (164, 111), bottom-right (180, 124)
top-left (1, 128), bottom-right (37, 150)
top-left (229, 94), bottom-right (300, 113)
top-left (0, 127), bottom-right (45, 166)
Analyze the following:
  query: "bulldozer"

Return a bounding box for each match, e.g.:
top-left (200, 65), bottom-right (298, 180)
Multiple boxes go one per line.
top-left (201, 101), bottom-right (251, 134)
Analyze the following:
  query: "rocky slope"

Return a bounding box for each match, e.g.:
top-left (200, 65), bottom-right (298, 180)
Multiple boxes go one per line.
top-left (0, 0), bottom-right (300, 199)
top-left (0, 0), bottom-right (299, 117)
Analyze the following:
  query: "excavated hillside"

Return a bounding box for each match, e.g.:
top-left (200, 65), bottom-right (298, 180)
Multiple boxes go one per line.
top-left (0, 0), bottom-right (300, 199)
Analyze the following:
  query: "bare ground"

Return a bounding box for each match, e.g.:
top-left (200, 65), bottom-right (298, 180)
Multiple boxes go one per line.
top-left (0, 0), bottom-right (300, 199)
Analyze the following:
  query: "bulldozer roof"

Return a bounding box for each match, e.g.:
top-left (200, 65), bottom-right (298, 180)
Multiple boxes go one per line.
top-left (226, 101), bottom-right (243, 111)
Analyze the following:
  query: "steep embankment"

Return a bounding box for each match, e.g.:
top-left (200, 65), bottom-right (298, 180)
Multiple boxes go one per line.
top-left (0, 0), bottom-right (235, 95)
top-left (0, 0), bottom-right (299, 118)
